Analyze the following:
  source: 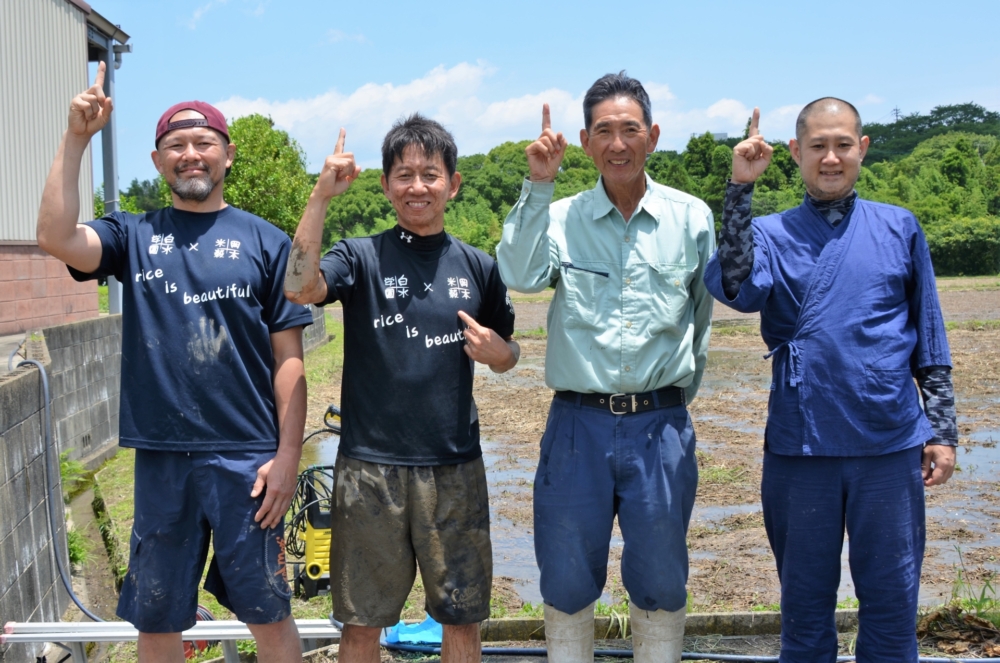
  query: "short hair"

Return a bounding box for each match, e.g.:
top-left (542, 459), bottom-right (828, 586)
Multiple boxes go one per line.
top-left (795, 97), bottom-right (863, 142)
top-left (381, 113), bottom-right (458, 177)
top-left (583, 71), bottom-right (653, 132)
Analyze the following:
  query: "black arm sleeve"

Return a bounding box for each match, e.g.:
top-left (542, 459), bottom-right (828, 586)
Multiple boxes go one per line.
top-left (719, 181), bottom-right (756, 300)
top-left (916, 365), bottom-right (958, 446)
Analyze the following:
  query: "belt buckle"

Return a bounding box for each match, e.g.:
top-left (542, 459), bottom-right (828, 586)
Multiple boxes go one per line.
top-left (610, 393), bottom-right (635, 415)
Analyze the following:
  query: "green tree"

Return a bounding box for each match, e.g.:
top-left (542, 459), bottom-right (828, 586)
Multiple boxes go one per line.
top-left (683, 132), bottom-right (717, 179)
top-left (123, 178), bottom-right (166, 211)
top-left (222, 114), bottom-right (312, 237)
top-left (324, 169), bottom-right (394, 246)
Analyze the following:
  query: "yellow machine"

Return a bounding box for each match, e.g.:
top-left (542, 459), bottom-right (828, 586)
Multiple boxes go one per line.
top-left (288, 405), bottom-right (339, 599)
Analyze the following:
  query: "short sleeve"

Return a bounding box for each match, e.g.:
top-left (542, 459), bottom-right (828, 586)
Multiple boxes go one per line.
top-left (67, 211), bottom-right (131, 282)
top-left (262, 236), bottom-right (314, 333)
top-left (319, 240), bottom-right (359, 306)
top-left (478, 261), bottom-right (516, 338)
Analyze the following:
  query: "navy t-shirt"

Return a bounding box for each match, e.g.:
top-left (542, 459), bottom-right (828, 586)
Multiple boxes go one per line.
top-left (70, 207), bottom-right (314, 452)
top-left (320, 227), bottom-right (515, 465)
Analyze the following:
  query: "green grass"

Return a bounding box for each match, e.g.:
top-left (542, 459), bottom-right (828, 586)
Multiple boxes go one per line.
top-left (837, 596), bottom-right (860, 610)
top-left (66, 528), bottom-right (90, 565)
top-left (304, 316), bottom-right (344, 387)
top-left (98, 284), bottom-right (109, 314)
top-left (712, 324), bottom-right (759, 336)
top-left (513, 326), bottom-right (547, 340)
top-left (750, 602), bottom-right (780, 612)
top-left (945, 319), bottom-right (1000, 332)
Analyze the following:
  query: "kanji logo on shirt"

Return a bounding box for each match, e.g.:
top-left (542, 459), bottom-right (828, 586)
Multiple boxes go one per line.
top-left (447, 276), bottom-right (471, 299)
top-left (213, 239), bottom-right (241, 259)
top-left (383, 274), bottom-right (410, 299)
top-left (148, 233), bottom-right (175, 255)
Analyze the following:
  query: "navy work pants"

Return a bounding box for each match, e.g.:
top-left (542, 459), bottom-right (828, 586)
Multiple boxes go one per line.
top-left (533, 395), bottom-right (698, 614)
top-left (762, 445), bottom-right (925, 663)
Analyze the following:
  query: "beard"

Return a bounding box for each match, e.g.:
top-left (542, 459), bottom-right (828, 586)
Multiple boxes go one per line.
top-left (170, 163), bottom-right (218, 202)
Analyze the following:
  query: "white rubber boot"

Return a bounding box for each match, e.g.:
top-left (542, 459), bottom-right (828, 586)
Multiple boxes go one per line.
top-left (544, 601), bottom-right (595, 662)
top-left (629, 601), bottom-right (686, 663)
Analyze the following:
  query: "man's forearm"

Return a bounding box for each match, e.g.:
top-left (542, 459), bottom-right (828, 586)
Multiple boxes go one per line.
top-left (273, 343), bottom-right (307, 462)
top-left (496, 181), bottom-right (558, 293)
top-left (489, 340), bottom-right (521, 374)
top-left (37, 133), bottom-right (98, 270)
top-left (285, 192), bottom-right (331, 304)
top-left (718, 181), bottom-right (756, 300)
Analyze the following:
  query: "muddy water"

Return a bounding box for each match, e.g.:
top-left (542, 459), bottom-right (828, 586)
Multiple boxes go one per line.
top-left (300, 316), bottom-right (1000, 610)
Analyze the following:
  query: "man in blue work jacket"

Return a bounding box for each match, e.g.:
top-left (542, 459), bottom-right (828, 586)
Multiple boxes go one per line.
top-left (497, 71), bottom-right (715, 663)
top-left (704, 100), bottom-right (957, 663)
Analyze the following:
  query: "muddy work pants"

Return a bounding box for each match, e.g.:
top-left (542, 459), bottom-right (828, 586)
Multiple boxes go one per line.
top-left (533, 395), bottom-right (698, 614)
top-left (761, 445), bottom-right (925, 663)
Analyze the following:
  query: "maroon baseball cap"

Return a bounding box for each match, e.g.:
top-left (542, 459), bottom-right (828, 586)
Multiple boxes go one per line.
top-left (155, 101), bottom-right (230, 147)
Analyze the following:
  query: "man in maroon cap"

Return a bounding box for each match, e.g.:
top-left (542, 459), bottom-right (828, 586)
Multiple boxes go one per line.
top-left (36, 62), bottom-right (311, 662)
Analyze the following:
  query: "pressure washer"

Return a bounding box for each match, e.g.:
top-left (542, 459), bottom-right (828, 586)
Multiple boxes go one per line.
top-left (286, 404), bottom-right (341, 599)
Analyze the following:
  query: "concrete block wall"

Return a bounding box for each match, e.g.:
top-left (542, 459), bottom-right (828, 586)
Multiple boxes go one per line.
top-left (0, 245), bottom-right (99, 336)
top-left (43, 316), bottom-right (122, 467)
top-left (0, 342), bottom-right (71, 663)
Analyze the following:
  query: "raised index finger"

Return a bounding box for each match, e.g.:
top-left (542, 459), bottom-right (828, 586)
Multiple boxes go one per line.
top-left (334, 127), bottom-right (346, 155)
top-left (542, 104), bottom-right (551, 132)
top-left (458, 310), bottom-right (481, 329)
top-left (92, 61), bottom-right (106, 91)
top-left (748, 107), bottom-right (760, 137)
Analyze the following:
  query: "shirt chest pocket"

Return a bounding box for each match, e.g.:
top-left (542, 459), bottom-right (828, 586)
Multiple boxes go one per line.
top-left (561, 262), bottom-right (611, 330)
top-left (646, 263), bottom-right (693, 335)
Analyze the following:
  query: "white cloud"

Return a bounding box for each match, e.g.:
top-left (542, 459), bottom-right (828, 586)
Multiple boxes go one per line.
top-left (327, 29), bottom-right (366, 44)
top-left (859, 94), bottom-right (885, 106)
top-left (185, 0), bottom-right (268, 29)
top-left (214, 63), bottom-right (806, 170)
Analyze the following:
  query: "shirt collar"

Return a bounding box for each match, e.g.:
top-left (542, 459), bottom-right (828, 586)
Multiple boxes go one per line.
top-left (592, 173), bottom-right (655, 223)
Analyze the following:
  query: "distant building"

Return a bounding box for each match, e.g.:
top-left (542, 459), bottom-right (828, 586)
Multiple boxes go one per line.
top-left (0, 0), bottom-right (129, 336)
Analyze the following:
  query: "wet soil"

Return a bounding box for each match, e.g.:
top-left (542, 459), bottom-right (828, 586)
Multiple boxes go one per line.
top-left (315, 288), bottom-right (1000, 617)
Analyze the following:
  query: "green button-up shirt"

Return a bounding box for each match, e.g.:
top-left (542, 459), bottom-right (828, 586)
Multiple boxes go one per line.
top-left (497, 175), bottom-right (715, 400)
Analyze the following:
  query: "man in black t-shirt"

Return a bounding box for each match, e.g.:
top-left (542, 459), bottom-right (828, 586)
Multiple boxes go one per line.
top-left (36, 65), bottom-right (308, 662)
top-left (285, 115), bottom-right (518, 663)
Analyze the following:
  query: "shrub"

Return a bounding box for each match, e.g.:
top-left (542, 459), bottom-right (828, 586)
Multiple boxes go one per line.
top-left (924, 217), bottom-right (1000, 276)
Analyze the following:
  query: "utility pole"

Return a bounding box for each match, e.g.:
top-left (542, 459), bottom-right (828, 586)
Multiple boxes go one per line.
top-left (892, 106), bottom-right (901, 122)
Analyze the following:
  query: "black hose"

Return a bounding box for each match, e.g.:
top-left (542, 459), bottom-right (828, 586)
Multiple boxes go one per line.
top-left (18, 359), bottom-right (104, 622)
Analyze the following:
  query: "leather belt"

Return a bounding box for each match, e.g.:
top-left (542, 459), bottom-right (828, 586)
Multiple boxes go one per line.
top-left (555, 386), bottom-right (685, 415)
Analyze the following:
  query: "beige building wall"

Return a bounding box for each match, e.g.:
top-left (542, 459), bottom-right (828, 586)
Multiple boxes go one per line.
top-left (1, 0), bottom-right (98, 334)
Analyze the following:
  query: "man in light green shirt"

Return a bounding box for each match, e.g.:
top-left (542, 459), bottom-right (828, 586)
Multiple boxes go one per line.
top-left (496, 72), bottom-right (714, 663)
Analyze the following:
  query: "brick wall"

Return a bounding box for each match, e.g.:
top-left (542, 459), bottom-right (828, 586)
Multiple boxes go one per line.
top-left (0, 339), bottom-right (71, 663)
top-left (0, 244), bottom-right (98, 336)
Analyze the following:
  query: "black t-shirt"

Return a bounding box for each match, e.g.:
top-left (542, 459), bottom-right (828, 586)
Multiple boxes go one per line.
top-left (320, 226), bottom-right (515, 465)
top-left (70, 207), bottom-right (314, 452)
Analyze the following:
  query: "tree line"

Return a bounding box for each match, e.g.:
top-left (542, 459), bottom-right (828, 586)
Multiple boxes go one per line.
top-left (103, 103), bottom-right (1000, 275)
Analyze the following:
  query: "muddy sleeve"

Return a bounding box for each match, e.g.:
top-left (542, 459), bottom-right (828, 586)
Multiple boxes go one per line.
top-left (718, 181), bottom-right (756, 300)
top-left (916, 365), bottom-right (958, 446)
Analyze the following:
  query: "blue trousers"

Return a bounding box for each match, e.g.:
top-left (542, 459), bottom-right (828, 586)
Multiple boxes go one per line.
top-left (533, 395), bottom-right (698, 614)
top-left (761, 446), bottom-right (925, 663)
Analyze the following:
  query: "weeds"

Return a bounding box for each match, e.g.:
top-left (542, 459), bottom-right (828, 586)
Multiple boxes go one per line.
top-left (66, 528), bottom-right (89, 565)
top-left (59, 451), bottom-right (88, 503)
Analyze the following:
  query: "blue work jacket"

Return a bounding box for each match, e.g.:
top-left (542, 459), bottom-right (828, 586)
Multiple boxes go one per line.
top-left (704, 197), bottom-right (950, 457)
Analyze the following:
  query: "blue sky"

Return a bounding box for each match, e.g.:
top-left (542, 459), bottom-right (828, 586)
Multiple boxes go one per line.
top-left (88, 0), bottom-right (1000, 189)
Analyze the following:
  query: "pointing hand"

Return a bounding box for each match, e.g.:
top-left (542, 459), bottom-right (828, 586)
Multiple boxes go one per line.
top-left (525, 104), bottom-right (568, 183)
top-left (314, 128), bottom-right (362, 200)
top-left (68, 61), bottom-right (113, 139)
top-left (731, 107), bottom-right (774, 184)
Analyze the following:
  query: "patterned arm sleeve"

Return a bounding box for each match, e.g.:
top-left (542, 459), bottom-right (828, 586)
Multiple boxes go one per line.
top-left (719, 181), bottom-right (756, 300)
top-left (916, 365), bottom-right (958, 446)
